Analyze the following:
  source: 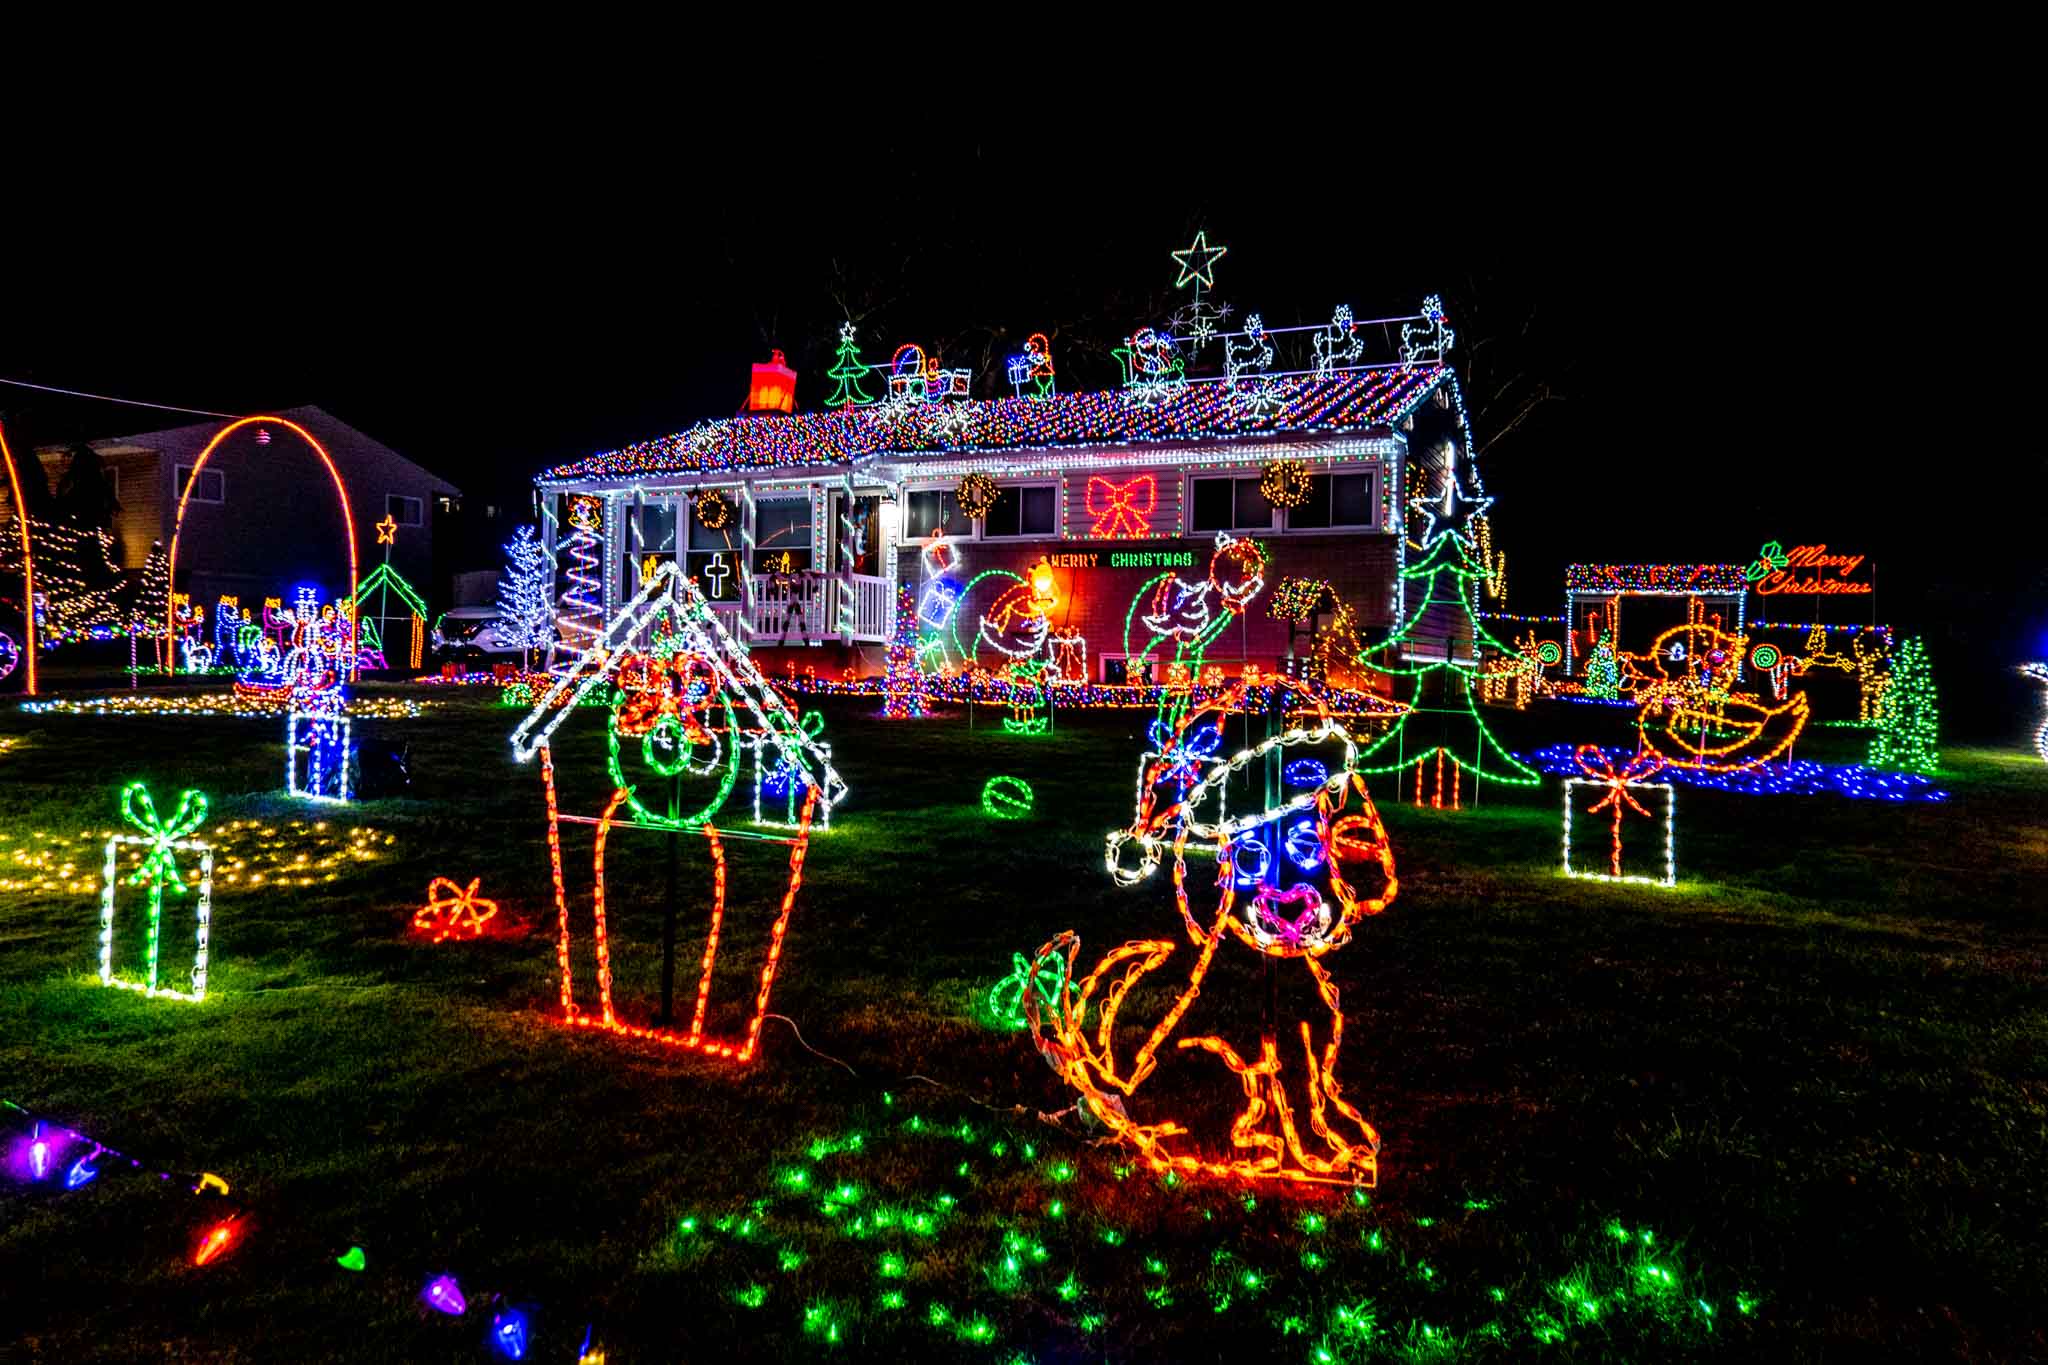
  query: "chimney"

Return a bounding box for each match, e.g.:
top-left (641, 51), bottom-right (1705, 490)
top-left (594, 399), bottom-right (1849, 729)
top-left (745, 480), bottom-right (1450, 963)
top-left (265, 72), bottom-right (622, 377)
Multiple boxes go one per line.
top-left (747, 349), bottom-right (798, 415)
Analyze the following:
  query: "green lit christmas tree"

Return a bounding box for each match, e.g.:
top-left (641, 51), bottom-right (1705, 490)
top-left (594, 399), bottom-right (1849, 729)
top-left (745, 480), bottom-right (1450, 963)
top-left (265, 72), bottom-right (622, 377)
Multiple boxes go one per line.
top-left (1351, 497), bottom-right (1540, 802)
top-left (1868, 635), bottom-right (1939, 773)
top-left (1585, 630), bottom-right (1619, 699)
top-left (825, 322), bottom-right (876, 409)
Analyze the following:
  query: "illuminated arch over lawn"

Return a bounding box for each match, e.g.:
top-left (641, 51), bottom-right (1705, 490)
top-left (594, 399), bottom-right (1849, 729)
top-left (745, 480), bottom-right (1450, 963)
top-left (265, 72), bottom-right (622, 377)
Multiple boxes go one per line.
top-left (0, 419), bottom-right (37, 694)
top-left (166, 416), bottom-right (358, 675)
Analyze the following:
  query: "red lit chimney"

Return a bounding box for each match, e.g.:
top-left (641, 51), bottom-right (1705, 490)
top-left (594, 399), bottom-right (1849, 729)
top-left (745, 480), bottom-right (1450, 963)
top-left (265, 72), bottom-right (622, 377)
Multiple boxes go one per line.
top-left (748, 349), bottom-right (798, 415)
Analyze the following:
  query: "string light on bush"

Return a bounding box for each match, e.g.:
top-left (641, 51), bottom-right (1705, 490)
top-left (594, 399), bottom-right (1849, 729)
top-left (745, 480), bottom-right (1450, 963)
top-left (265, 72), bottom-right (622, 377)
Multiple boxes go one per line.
top-left (1523, 744), bottom-right (1947, 802)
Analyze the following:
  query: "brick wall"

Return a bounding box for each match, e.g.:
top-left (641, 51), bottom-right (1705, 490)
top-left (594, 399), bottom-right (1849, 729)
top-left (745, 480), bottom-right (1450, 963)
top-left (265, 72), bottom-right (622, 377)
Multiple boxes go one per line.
top-left (895, 532), bottom-right (1397, 679)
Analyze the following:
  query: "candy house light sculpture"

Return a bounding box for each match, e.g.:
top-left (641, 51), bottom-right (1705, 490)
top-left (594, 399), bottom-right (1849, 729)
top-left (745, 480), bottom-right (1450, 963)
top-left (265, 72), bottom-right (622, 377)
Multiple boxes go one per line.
top-left (510, 562), bottom-right (846, 1063)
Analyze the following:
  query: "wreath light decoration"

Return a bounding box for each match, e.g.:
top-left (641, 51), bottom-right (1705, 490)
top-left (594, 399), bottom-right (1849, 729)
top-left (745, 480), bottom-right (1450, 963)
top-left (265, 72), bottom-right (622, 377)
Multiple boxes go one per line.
top-left (956, 472), bottom-right (1000, 521)
top-left (693, 489), bottom-right (732, 530)
top-left (1259, 458), bottom-right (1313, 509)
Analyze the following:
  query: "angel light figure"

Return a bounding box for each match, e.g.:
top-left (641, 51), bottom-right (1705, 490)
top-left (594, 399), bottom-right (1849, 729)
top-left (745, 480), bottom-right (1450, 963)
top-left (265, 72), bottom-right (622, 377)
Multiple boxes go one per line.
top-left (1033, 687), bottom-right (1398, 1186)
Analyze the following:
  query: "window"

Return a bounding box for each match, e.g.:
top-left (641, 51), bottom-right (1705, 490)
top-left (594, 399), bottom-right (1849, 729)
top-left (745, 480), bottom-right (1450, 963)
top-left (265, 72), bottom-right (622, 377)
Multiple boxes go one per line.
top-left (388, 494), bottom-right (424, 526)
top-left (436, 494), bottom-right (460, 515)
top-left (1287, 471), bottom-right (1376, 530)
top-left (686, 494), bottom-right (741, 602)
top-left (1190, 475), bottom-right (1271, 532)
top-left (905, 488), bottom-right (972, 538)
top-left (176, 465), bottom-right (224, 504)
top-left (629, 502), bottom-right (678, 554)
top-left (980, 484), bottom-right (1058, 538)
top-left (753, 496), bottom-right (814, 574)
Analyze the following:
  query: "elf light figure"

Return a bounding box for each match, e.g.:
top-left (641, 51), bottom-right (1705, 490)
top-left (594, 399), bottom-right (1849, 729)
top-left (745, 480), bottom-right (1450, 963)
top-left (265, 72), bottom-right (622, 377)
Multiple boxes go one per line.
top-left (979, 558), bottom-right (1060, 733)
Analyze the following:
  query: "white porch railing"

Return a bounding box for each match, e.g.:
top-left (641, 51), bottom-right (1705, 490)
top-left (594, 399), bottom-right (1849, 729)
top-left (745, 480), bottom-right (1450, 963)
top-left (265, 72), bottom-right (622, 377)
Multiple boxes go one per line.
top-left (745, 573), bottom-right (892, 644)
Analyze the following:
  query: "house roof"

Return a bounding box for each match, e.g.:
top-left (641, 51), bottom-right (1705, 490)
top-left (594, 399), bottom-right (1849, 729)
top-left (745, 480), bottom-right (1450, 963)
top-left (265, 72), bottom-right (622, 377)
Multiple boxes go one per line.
top-left (1565, 564), bottom-right (1751, 595)
top-left (540, 365), bottom-right (1452, 486)
top-left (71, 405), bottom-right (461, 497)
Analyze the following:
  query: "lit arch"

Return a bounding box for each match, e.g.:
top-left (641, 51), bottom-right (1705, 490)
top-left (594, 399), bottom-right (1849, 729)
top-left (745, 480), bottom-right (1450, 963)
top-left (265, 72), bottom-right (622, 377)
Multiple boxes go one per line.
top-left (0, 420), bottom-right (37, 694)
top-left (166, 416), bottom-right (358, 676)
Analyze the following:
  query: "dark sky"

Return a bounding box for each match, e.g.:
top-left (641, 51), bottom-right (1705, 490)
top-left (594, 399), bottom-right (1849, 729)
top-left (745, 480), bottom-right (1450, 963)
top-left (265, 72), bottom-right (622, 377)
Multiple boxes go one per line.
top-left (5, 126), bottom-right (2038, 732)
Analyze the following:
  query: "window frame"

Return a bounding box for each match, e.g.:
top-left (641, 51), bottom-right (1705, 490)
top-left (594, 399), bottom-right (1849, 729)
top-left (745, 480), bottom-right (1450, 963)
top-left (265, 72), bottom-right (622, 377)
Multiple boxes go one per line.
top-left (387, 493), bottom-right (425, 527)
top-left (175, 464), bottom-right (225, 505)
top-left (974, 479), bottom-right (1061, 541)
top-left (901, 483), bottom-right (976, 540)
top-left (1187, 473), bottom-right (1275, 534)
top-left (1282, 467), bottom-right (1380, 534)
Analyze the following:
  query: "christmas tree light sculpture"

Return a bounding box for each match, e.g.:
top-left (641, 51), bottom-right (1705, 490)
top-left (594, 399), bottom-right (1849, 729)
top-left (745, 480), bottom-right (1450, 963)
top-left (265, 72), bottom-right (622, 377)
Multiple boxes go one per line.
top-left (1867, 636), bottom-right (1939, 774)
top-left (825, 322), bottom-right (876, 409)
top-left (494, 525), bottom-right (556, 670)
top-left (1350, 524), bottom-right (1540, 804)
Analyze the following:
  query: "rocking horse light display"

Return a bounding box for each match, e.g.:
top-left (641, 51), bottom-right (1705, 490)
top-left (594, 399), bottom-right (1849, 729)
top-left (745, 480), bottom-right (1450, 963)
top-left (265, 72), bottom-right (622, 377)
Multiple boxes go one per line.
top-left (509, 562), bottom-right (846, 1064)
top-left (1034, 686), bottom-right (1399, 1187)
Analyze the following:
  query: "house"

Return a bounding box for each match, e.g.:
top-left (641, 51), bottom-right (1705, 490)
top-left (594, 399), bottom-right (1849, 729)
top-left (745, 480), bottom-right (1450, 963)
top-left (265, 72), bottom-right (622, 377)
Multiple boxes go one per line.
top-left (534, 306), bottom-right (1481, 684)
top-left (29, 404), bottom-right (459, 620)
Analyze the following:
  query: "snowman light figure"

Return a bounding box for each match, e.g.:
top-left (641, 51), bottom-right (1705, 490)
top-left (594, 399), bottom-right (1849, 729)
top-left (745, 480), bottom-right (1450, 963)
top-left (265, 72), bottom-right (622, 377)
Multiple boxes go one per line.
top-left (1034, 686), bottom-right (1399, 1186)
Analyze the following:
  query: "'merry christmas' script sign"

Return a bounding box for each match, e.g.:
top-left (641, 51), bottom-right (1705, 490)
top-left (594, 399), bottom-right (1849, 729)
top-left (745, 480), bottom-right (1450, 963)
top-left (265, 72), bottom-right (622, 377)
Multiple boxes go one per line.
top-left (1745, 542), bottom-right (1871, 595)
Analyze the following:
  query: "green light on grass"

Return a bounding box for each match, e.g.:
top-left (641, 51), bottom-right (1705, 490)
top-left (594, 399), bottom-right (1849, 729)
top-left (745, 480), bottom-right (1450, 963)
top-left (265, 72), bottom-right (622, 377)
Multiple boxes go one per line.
top-left (1530, 1312), bottom-right (1566, 1344)
top-left (1488, 1286), bottom-right (1506, 1302)
top-left (1145, 1257), bottom-right (1167, 1275)
top-left (677, 1216), bottom-right (698, 1235)
top-left (1111, 1164), bottom-right (1133, 1180)
top-left (1162, 1172), bottom-right (1181, 1189)
top-left (1057, 1273), bottom-right (1081, 1302)
top-left (831, 1183), bottom-right (861, 1203)
top-left (778, 1248), bottom-right (806, 1272)
top-left (936, 1194), bottom-right (957, 1210)
top-left (927, 1303), bottom-right (952, 1328)
top-left (1077, 1313), bottom-right (1104, 1333)
top-left (1243, 1195), bottom-right (1258, 1212)
top-left (1697, 1298), bottom-right (1716, 1321)
top-left (1211, 1291), bottom-right (1232, 1313)
top-left (1047, 1199), bottom-right (1065, 1218)
top-left (1351, 1189), bottom-right (1371, 1208)
top-left (1638, 1264), bottom-right (1676, 1291)
top-left (877, 1253), bottom-right (905, 1279)
top-left (1735, 1293), bottom-right (1758, 1316)
top-left (1101, 1229), bottom-right (1124, 1246)
top-left (1334, 1301), bottom-right (1376, 1338)
top-left (781, 1168), bottom-right (812, 1191)
top-left (1606, 1220), bottom-right (1629, 1242)
top-left (1313, 1345), bottom-right (1337, 1364)
top-left (956, 1162), bottom-right (971, 1178)
top-left (1048, 1162), bottom-right (1075, 1182)
top-left (1144, 1285), bottom-right (1173, 1309)
top-left (1463, 1197), bottom-right (1493, 1211)
top-left (1241, 1270), bottom-right (1263, 1291)
top-left (907, 1213), bottom-right (936, 1236)
top-left (879, 1290), bottom-right (905, 1310)
top-left (1416, 1262), bottom-right (1436, 1282)
top-left (1300, 1212), bottom-right (1325, 1234)
top-left (1300, 1251), bottom-right (1326, 1271)
top-left (735, 1284), bottom-right (768, 1309)
top-left (1365, 1230), bottom-right (1384, 1251)
top-left (960, 1316), bottom-right (996, 1343)
top-left (801, 1302), bottom-right (840, 1343)
top-left (1022, 1142), bottom-right (1036, 1159)
top-left (1414, 1216), bottom-right (1435, 1228)
top-left (1280, 1315), bottom-right (1306, 1335)
top-left (990, 1140), bottom-right (1007, 1157)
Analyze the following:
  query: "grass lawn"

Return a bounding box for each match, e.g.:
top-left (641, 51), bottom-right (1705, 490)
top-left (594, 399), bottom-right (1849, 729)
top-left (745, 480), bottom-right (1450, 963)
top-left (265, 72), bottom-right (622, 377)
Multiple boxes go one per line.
top-left (2, 680), bottom-right (2045, 1362)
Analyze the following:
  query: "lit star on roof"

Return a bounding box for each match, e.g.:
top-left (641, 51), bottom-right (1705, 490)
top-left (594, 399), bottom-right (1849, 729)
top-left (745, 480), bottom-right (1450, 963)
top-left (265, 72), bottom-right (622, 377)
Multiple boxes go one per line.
top-left (1408, 482), bottom-right (1493, 550)
top-left (1171, 231), bottom-right (1228, 290)
top-left (373, 515), bottom-right (399, 545)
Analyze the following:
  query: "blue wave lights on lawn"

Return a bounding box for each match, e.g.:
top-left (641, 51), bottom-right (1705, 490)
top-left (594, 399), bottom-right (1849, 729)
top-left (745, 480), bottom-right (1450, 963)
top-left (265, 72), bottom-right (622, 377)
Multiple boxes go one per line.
top-left (1519, 745), bottom-right (1949, 802)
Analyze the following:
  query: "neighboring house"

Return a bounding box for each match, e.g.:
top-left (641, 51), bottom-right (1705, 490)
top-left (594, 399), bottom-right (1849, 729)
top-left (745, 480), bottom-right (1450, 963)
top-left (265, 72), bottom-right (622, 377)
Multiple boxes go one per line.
top-left (534, 336), bottom-right (1479, 681)
top-left (28, 405), bottom-right (459, 616)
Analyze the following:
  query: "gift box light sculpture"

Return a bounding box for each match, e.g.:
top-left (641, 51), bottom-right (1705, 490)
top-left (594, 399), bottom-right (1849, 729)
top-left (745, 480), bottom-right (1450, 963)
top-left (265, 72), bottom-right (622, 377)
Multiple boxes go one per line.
top-left (98, 782), bottom-right (214, 1002)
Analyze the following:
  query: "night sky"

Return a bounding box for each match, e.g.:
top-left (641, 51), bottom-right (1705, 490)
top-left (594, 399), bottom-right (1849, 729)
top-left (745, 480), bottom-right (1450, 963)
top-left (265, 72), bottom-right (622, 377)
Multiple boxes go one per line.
top-left (5, 138), bottom-right (2038, 734)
